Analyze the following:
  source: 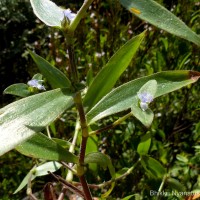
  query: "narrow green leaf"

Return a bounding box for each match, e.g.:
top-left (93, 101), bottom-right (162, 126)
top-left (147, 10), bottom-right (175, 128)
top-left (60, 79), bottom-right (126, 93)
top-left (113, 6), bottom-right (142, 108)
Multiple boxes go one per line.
top-left (137, 133), bottom-right (151, 155)
top-left (85, 152), bottom-right (115, 177)
top-left (115, 168), bottom-right (129, 178)
top-left (14, 170), bottom-right (32, 194)
top-left (3, 83), bottom-right (31, 97)
top-left (120, 0), bottom-right (200, 46)
top-left (29, 50), bottom-right (71, 89)
top-left (86, 135), bottom-right (98, 154)
top-left (176, 154), bottom-right (189, 163)
top-left (14, 161), bottom-right (62, 194)
top-left (16, 133), bottom-right (78, 163)
top-left (0, 88), bottom-right (74, 156)
top-left (101, 182), bottom-right (115, 199)
top-left (85, 152), bottom-right (115, 198)
top-left (178, 52), bottom-right (192, 70)
top-left (86, 67), bottom-right (94, 87)
top-left (85, 135), bottom-right (99, 173)
top-left (141, 155), bottom-right (166, 179)
top-left (52, 138), bottom-right (72, 149)
top-left (84, 32), bottom-right (146, 111)
top-left (122, 194), bottom-right (137, 200)
top-left (87, 70), bottom-right (200, 124)
top-left (166, 178), bottom-right (186, 192)
top-left (34, 161), bottom-right (62, 176)
top-left (30, 0), bottom-right (65, 28)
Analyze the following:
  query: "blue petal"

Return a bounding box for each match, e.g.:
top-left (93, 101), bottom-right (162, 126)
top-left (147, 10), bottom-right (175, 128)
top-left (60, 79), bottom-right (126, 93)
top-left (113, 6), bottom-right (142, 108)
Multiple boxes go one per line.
top-left (63, 9), bottom-right (76, 21)
top-left (138, 92), bottom-right (153, 103)
top-left (27, 79), bottom-right (46, 90)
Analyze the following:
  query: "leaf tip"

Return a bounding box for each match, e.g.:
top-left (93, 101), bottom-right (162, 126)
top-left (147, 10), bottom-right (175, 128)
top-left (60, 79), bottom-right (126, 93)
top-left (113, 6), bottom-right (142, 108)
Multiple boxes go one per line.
top-left (189, 71), bottom-right (200, 82)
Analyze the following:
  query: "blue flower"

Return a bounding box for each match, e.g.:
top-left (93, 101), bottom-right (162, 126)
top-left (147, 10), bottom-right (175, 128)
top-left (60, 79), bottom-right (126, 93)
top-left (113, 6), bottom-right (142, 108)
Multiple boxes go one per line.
top-left (137, 92), bottom-right (154, 111)
top-left (63, 9), bottom-right (76, 21)
top-left (27, 79), bottom-right (46, 90)
top-left (138, 92), bottom-right (153, 103)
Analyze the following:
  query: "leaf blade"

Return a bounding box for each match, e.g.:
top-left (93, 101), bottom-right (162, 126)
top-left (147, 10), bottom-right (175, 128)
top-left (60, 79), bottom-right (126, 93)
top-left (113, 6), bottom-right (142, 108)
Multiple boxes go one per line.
top-left (3, 83), bottom-right (31, 97)
top-left (85, 152), bottom-right (115, 177)
top-left (0, 88), bottom-right (74, 156)
top-left (29, 51), bottom-right (71, 89)
top-left (141, 155), bottom-right (166, 179)
top-left (85, 152), bottom-right (115, 198)
top-left (14, 161), bottom-right (62, 194)
top-left (120, 0), bottom-right (200, 46)
top-left (16, 133), bottom-right (78, 163)
top-left (30, 0), bottom-right (64, 27)
top-left (87, 71), bottom-right (200, 124)
top-left (137, 133), bottom-right (151, 155)
top-left (83, 32), bottom-right (146, 111)
top-left (166, 178), bottom-right (186, 191)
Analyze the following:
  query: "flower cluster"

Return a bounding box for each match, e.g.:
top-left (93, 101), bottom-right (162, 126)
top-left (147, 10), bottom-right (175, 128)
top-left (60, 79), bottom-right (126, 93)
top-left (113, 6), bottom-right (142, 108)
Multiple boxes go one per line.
top-left (63, 9), bottom-right (76, 21)
top-left (27, 79), bottom-right (46, 90)
top-left (137, 91), bottom-right (154, 111)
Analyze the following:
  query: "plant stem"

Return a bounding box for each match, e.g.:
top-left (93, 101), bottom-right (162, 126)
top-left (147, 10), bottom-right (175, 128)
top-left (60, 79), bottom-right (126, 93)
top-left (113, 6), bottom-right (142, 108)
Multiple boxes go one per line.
top-left (158, 175), bottom-right (167, 193)
top-left (49, 171), bottom-right (85, 198)
top-left (79, 136), bottom-right (88, 164)
top-left (46, 126), bottom-right (51, 138)
top-left (79, 175), bottom-right (93, 200)
top-left (57, 187), bottom-right (66, 200)
top-left (74, 92), bottom-right (89, 164)
top-left (60, 161), bottom-right (77, 175)
top-left (72, 159), bottom-right (141, 189)
top-left (157, 175), bottom-right (167, 200)
top-left (27, 168), bottom-right (37, 200)
top-left (67, 42), bottom-right (79, 85)
top-left (74, 92), bottom-right (93, 199)
top-left (89, 112), bottom-right (132, 136)
top-left (66, 120), bottom-right (80, 181)
top-left (98, 158), bottom-right (140, 188)
top-left (29, 193), bottom-right (38, 200)
top-left (65, 0), bottom-right (95, 85)
top-left (74, 93), bottom-right (88, 137)
top-left (64, 1), bottom-right (95, 197)
top-left (69, 0), bottom-right (95, 33)
top-left (69, 120), bottom-right (80, 153)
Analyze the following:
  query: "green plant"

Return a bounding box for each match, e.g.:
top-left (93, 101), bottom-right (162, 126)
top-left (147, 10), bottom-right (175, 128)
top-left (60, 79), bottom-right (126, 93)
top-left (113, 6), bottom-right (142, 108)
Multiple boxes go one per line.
top-left (1, 0), bottom-right (200, 199)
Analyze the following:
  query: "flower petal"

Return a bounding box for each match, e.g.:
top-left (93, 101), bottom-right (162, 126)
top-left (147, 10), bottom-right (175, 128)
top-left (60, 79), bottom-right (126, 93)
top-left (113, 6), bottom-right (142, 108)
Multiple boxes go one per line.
top-left (138, 92), bottom-right (153, 103)
top-left (63, 9), bottom-right (76, 21)
top-left (27, 79), bottom-right (46, 90)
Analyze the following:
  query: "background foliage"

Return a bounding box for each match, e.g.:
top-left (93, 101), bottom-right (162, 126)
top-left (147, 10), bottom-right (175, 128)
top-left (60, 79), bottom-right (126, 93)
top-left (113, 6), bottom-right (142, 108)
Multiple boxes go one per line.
top-left (0, 0), bottom-right (200, 199)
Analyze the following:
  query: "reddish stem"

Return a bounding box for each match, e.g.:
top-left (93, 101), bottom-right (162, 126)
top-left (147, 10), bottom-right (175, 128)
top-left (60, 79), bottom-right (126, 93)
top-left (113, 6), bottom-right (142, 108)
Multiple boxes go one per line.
top-left (79, 175), bottom-right (93, 200)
